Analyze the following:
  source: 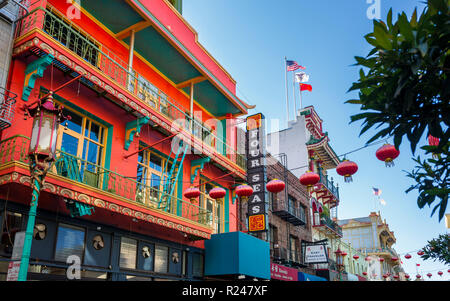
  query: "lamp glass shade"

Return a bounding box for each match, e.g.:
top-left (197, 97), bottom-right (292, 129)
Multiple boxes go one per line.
top-left (29, 111), bottom-right (58, 160)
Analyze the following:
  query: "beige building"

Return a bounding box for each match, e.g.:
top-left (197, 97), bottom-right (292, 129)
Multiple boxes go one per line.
top-left (338, 212), bottom-right (406, 281)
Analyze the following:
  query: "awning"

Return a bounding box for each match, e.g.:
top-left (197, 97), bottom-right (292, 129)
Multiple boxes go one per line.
top-left (298, 272), bottom-right (327, 281)
top-left (204, 231), bottom-right (270, 280)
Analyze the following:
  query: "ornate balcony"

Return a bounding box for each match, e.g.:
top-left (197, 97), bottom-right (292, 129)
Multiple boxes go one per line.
top-left (272, 199), bottom-right (306, 226)
top-left (0, 135), bottom-right (216, 239)
top-left (312, 169), bottom-right (339, 208)
top-left (13, 6), bottom-right (246, 173)
top-left (313, 215), bottom-right (343, 238)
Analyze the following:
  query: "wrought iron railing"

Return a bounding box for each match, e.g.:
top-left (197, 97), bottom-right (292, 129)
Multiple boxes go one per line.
top-left (0, 87), bottom-right (17, 130)
top-left (272, 199), bottom-right (306, 224)
top-left (0, 135), bottom-right (214, 227)
top-left (318, 169), bottom-right (339, 201)
top-left (317, 215), bottom-right (343, 237)
top-left (14, 6), bottom-right (246, 170)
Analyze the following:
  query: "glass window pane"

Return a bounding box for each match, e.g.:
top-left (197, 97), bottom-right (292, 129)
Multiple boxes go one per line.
top-left (151, 174), bottom-right (161, 190)
top-left (120, 237), bottom-right (137, 269)
top-left (54, 224), bottom-right (85, 262)
top-left (90, 122), bottom-right (100, 142)
top-left (149, 154), bottom-right (162, 172)
top-left (87, 142), bottom-right (99, 165)
top-left (154, 245), bottom-right (168, 273)
top-left (84, 120), bottom-right (90, 137)
top-left (63, 109), bottom-right (83, 134)
top-left (61, 133), bottom-right (79, 156)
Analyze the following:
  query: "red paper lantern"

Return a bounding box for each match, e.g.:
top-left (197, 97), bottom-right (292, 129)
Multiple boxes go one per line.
top-left (427, 273), bottom-right (432, 278)
top-left (235, 184), bottom-right (253, 202)
top-left (183, 186), bottom-right (200, 203)
top-left (417, 251), bottom-right (424, 256)
top-left (362, 272), bottom-right (367, 276)
top-left (391, 257), bottom-right (398, 262)
top-left (353, 255), bottom-right (359, 260)
top-left (416, 263), bottom-right (420, 267)
top-left (376, 144), bottom-right (400, 167)
top-left (428, 135), bottom-right (439, 146)
top-left (341, 252), bottom-right (347, 257)
top-left (365, 256), bottom-right (371, 261)
top-left (336, 160), bottom-right (358, 182)
top-left (379, 258), bottom-right (385, 262)
top-left (299, 171), bottom-right (320, 187)
top-left (405, 274), bottom-right (410, 279)
top-left (438, 271), bottom-right (443, 276)
top-left (209, 187), bottom-right (226, 199)
top-left (416, 274), bottom-right (421, 279)
top-left (382, 274), bottom-right (388, 279)
top-left (266, 179), bottom-right (285, 194)
top-left (393, 275), bottom-right (399, 279)
top-left (404, 254), bottom-right (412, 259)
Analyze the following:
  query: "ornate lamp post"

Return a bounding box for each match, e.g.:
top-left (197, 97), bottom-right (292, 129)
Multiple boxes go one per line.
top-left (335, 248), bottom-right (345, 281)
top-left (18, 92), bottom-right (69, 281)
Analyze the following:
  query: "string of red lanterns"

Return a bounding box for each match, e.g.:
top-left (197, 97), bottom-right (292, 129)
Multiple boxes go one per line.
top-left (376, 144), bottom-right (400, 167)
top-left (336, 159), bottom-right (358, 182)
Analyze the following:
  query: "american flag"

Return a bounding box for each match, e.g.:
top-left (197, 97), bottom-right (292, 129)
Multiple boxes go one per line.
top-left (286, 60), bottom-right (305, 71)
top-left (372, 187), bottom-right (382, 196)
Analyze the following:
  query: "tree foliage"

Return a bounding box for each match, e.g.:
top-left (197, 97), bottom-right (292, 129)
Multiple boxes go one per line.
top-left (347, 0), bottom-right (450, 220)
top-left (420, 234), bottom-right (450, 265)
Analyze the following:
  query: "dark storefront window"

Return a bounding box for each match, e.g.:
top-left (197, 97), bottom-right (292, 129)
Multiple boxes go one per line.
top-left (0, 211), bottom-right (23, 256)
top-left (154, 245), bottom-right (168, 273)
top-left (54, 224), bottom-right (85, 263)
top-left (120, 237), bottom-right (137, 269)
top-left (192, 253), bottom-right (204, 278)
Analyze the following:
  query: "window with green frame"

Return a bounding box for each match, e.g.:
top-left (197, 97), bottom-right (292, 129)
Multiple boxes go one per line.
top-left (135, 148), bottom-right (177, 209)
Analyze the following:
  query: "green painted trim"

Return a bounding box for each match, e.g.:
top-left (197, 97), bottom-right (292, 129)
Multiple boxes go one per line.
top-left (23, 54), bottom-right (54, 101)
top-left (190, 157), bottom-right (210, 184)
top-left (124, 117), bottom-right (150, 150)
top-left (133, 0), bottom-right (247, 112)
top-left (219, 119), bottom-right (227, 155)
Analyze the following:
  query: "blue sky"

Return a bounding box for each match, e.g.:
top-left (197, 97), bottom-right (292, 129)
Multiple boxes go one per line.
top-left (182, 0), bottom-right (448, 280)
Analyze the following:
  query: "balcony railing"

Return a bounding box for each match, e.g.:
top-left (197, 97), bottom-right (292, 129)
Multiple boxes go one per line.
top-left (14, 6), bottom-right (246, 170)
top-left (318, 169), bottom-right (339, 201)
top-left (0, 135), bottom-right (215, 228)
top-left (364, 247), bottom-right (398, 257)
top-left (0, 87), bottom-right (17, 130)
top-left (314, 215), bottom-right (343, 237)
top-left (272, 199), bottom-right (306, 226)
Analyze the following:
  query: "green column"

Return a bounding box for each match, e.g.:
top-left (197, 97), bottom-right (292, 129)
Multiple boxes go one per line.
top-left (17, 168), bottom-right (43, 281)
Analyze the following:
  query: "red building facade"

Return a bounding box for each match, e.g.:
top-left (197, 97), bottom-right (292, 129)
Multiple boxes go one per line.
top-left (0, 0), bottom-right (253, 280)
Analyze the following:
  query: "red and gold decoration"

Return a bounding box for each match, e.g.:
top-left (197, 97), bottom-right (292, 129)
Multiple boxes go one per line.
top-left (209, 187), bottom-right (226, 200)
top-left (379, 257), bottom-right (385, 262)
top-left (266, 179), bottom-right (285, 194)
top-left (183, 186), bottom-right (200, 203)
top-left (235, 184), bottom-right (253, 203)
top-left (404, 254), bottom-right (412, 259)
top-left (416, 274), bottom-right (421, 279)
top-left (299, 171), bottom-right (320, 193)
top-left (336, 160), bottom-right (358, 182)
top-left (353, 255), bottom-right (359, 260)
top-left (438, 271), bottom-right (443, 276)
top-left (405, 274), bottom-right (410, 279)
top-left (426, 273), bottom-right (432, 278)
top-left (417, 250), bottom-right (424, 256)
top-left (391, 256), bottom-right (398, 262)
top-left (365, 256), bottom-right (371, 261)
top-left (376, 144), bottom-right (400, 167)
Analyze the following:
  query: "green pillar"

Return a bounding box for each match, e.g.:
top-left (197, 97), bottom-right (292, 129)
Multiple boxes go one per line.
top-left (17, 167), bottom-right (44, 281)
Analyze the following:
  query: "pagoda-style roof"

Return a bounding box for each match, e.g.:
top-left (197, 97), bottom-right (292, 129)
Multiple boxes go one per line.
top-left (300, 106), bottom-right (340, 170)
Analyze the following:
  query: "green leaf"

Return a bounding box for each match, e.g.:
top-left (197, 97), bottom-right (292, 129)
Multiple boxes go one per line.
top-left (398, 13), bottom-right (415, 43)
top-left (373, 21), bottom-right (393, 50)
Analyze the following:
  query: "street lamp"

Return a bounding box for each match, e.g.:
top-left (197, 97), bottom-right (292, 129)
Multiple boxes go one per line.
top-left (335, 247), bottom-right (346, 281)
top-left (18, 92), bottom-right (69, 281)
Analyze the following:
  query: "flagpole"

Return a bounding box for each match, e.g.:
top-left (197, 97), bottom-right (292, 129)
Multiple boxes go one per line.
top-left (293, 72), bottom-right (297, 119)
top-left (299, 87), bottom-right (303, 110)
top-left (284, 57), bottom-right (289, 125)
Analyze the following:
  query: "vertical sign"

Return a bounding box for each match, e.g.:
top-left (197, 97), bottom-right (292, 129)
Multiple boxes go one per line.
top-left (246, 113), bottom-right (268, 233)
top-left (7, 231), bottom-right (26, 281)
